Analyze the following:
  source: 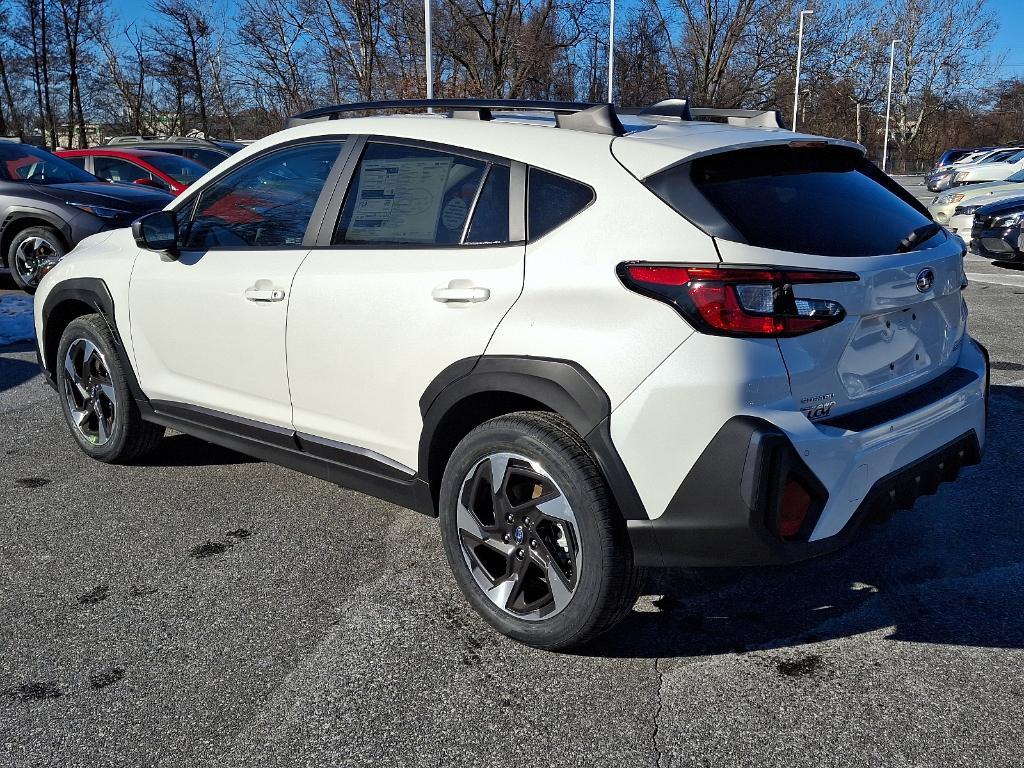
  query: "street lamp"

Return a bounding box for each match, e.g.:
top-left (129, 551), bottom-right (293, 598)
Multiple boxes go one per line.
top-left (424, 0), bottom-right (433, 101)
top-left (882, 39), bottom-right (902, 173)
top-left (608, 0), bottom-right (615, 104)
top-left (792, 9), bottom-right (814, 131)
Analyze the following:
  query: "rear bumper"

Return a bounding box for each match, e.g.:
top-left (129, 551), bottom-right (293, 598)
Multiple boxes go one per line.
top-left (628, 340), bottom-right (988, 568)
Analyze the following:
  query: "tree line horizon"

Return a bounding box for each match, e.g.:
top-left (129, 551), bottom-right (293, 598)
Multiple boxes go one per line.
top-left (0, 0), bottom-right (1019, 172)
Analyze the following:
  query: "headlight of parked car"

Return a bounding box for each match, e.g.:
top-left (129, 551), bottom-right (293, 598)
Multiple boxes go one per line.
top-left (954, 172), bottom-right (970, 183)
top-left (992, 211), bottom-right (1024, 228)
top-left (66, 201), bottom-right (131, 220)
top-left (954, 205), bottom-right (980, 215)
top-left (937, 193), bottom-right (965, 205)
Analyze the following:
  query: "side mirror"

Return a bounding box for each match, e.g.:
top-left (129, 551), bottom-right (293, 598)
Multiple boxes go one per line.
top-left (133, 177), bottom-right (159, 188)
top-left (132, 210), bottom-right (179, 254)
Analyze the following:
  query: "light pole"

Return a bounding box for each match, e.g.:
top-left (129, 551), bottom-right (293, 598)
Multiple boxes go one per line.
top-left (882, 39), bottom-right (901, 173)
top-left (607, 0), bottom-right (615, 104)
top-left (424, 0), bottom-right (433, 101)
top-left (791, 9), bottom-right (813, 131)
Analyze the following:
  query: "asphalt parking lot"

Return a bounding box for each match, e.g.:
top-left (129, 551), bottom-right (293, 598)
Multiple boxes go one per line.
top-left (2, 181), bottom-right (1023, 767)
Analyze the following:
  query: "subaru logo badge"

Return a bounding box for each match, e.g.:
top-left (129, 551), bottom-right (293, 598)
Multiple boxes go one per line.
top-left (916, 268), bottom-right (935, 293)
top-left (513, 525), bottom-right (525, 544)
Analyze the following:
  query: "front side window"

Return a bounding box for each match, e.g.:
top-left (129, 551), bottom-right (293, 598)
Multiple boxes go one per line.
top-left (184, 147), bottom-right (229, 169)
top-left (145, 153), bottom-right (207, 185)
top-left (94, 156), bottom-right (167, 189)
top-left (335, 142), bottom-right (498, 246)
top-left (527, 168), bottom-right (594, 241)
top-left (183, 141), bottom-right (344, 249)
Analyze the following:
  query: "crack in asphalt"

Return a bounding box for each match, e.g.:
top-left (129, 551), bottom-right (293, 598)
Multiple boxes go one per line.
top-left (652, 656), bottom-right (666, 768)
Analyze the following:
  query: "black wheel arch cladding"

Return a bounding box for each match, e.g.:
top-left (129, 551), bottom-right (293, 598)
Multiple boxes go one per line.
top-left (419, 356), bottom-right (648, 520)
top-left (40, 277), bottom-right (147, 403)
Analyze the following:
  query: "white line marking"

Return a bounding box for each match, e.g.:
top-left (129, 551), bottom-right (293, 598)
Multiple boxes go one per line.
top-left (966, 272), bottom-right (1024, 288)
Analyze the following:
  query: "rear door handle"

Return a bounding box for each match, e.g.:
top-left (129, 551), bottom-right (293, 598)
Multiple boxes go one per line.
top-left (245, 286), bottom-right (286, 302)
top-left (432, 282), bottom-right (490, 303)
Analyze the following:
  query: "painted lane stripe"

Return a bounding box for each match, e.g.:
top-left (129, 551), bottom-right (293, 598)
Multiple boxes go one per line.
top-left (965, 272), bottom-right (1024, 289)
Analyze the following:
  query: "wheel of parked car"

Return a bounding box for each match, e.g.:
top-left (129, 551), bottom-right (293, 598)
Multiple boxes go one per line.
top-left (7, 226), bottom-right (66, 293)
top-left (439, 411), bottom-right (644, 650)
top-left (55, 314), bottom-right (164, 463)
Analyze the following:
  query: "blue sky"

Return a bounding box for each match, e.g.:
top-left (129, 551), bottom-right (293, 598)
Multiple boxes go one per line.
top-left (112, 0), bottom-right (1024, 78)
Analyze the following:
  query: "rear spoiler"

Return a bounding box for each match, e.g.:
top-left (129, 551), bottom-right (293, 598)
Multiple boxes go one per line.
top-left (632, 99), bottom-right (785, 129)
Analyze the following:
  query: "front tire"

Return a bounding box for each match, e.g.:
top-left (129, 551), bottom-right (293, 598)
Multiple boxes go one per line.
top-left (56, 314), bottom-right (164, 463)
top-left (439, 411), bottom-right (642, 650)
top-left (8, 226), bottom-right (66, 293)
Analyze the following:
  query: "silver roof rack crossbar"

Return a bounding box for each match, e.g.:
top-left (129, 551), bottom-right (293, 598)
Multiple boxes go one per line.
top-left (286, 99), bottom-right (625, 136)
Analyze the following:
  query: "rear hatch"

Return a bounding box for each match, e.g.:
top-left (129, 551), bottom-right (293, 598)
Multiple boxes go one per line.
top-left (638, 142), bottom-right (968, 420)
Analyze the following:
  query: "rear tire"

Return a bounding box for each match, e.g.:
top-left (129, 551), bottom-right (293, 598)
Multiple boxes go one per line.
top-left (7, 226), bottom-right (65, 293)
top-left (439, 411), bottom-right (643, 650)
top-left (56, 314), bottom-right (164, 463)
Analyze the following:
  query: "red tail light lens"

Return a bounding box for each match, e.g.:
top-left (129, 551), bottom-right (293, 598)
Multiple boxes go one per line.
top-left (617, 263), bottom-right (859, 337)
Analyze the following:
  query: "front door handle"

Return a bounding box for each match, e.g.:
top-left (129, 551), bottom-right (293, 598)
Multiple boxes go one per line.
top-left (245, 285), bottom-right (286, 302)
top-left (432, 281), bottom-right (490, 304)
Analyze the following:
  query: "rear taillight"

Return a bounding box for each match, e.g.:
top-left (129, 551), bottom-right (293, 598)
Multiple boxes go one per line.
top-left (617, 263), bottom-right (859, 337)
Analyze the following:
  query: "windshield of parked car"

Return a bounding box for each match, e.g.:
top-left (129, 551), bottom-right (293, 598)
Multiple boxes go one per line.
top-left (1008, 169), bottom-right (1024, 182)
top-left (0, 142), bottom-right (98, 184)
top-left (144, 153), bottom-right (207, 185)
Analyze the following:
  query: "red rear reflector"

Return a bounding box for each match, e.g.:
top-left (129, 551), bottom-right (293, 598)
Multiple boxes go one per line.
top-left (618, 263), bottom-right (858, 338)
top-left (778, 477), bottom-right (813, 539)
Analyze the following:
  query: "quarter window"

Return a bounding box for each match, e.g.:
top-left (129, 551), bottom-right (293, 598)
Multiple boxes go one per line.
top-left (183, 141), bottom-right (344, 249)
top-left (335, 142), bottom-right (493, 246)
top-left (527, 168), bottom-right (594, 240)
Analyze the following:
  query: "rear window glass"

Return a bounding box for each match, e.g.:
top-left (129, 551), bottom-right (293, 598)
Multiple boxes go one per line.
top-left (527, 168), bottom-right (593, 240)
top-left (648, 146), bottom-right (939, 257)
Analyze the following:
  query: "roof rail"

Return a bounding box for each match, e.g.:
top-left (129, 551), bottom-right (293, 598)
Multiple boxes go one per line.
top-left (286, 99), bottom-right (625, 136)
top-left (105, 134), bottom-right (223, 147)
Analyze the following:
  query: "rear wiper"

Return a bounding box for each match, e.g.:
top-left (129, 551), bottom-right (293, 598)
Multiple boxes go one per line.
top-left (896, 222), bottom-right (942, 252)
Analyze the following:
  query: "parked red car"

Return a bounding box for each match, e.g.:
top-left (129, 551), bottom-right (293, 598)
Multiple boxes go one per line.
top-left (56, 148), bottom-right (208, 196)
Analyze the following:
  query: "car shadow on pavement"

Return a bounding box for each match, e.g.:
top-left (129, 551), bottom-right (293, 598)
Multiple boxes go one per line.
top-left (0, 341), bottom-right (40, 392)
top-left (138, 433), bottom-right (258, 467)
top-left (582, 384), bottom-right (1024, 659)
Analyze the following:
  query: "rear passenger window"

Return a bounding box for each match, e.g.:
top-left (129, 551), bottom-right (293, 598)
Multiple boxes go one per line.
top-left (527, 168), bottom-right (594, 241)
top-left (465, 164), bottom-right (510, 244)
top-left (335, 142), bottom-right (488, 246)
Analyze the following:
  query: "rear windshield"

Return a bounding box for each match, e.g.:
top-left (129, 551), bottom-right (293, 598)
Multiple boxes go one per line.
top-left (647, 145), bottom-right (939, 257)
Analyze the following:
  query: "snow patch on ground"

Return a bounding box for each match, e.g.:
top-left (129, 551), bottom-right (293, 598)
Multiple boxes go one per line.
top-left (0, 294), bottom-right (34, 346)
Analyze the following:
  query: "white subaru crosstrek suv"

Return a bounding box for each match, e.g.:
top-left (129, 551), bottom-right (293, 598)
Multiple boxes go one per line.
top-left (33, 99), bottom-right (988, 650)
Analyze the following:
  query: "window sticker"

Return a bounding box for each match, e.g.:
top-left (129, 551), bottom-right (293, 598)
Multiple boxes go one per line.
top-left (346, 157), bottom-right (454, 242)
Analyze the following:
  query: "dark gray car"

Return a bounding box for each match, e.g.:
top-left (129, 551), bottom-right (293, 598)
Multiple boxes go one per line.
top-left (0, 142), bottom-right (172, 292)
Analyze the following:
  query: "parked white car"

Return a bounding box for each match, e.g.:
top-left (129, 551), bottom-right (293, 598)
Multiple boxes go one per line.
top-left (930, 169), bottom-right (1024, 225)
top-left (32, 99), bottom-right (987, 649)
top-left (952, 150), bottom-right (1024, 187)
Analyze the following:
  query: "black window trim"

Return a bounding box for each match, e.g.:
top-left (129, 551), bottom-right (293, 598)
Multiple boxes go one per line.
top-left (174, 137), bottom-right (352, 252)
top-left (317, 134), bottom-right (526, 250)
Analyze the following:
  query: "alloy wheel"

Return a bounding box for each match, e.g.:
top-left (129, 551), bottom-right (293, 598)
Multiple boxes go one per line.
top-left (456, 452), bottom-right (582, 621)
top-left (14, 236), bottom-right (57, 287)
top-left (62, 338), bottom-right (118, 446)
